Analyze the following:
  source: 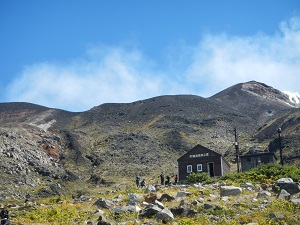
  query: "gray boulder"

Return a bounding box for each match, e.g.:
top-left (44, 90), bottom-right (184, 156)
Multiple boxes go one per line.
top-left (170, 206), bottom-right (197, 217)
top-left (276, 182), bottom-right (300, 195)
top-left (240, 183), bottom-right (255, 191)
top-left (240, 183), bottom-right (255, 189)
top-left (113, 205), bottom-right (141, 214)
top-left (220, 186), bottom-right (242, 196)
top-left (139, 204), bottom-right (162, 218)
top-left (153, 200), bottom-right (164, 209)
top-left (257, 191), bottom-right (272, 198)
top-left (184, 208), bottom-right (198, 217)
top-left (93, 198), bottom-right (115, 209)
top-left (176, 192), bottom-right (191, 198)
top-left (179, 200), bottom-right (189, 207)
top-left (204, 203), bottom-right (214, 210)
top-left (277, 189), bottom-right (290, 200)
top-left (128, 193), bottom-right (143, 200)
top-left (139, 203), bottom-right (174, 222)
top-left (290, 198), bottom-right (300, 205)
top-left (276, 178), bottom-right (293, 183)
top-left (158, 193), bottom-right (175, 202)
top-left (144, 185), bottom-right (156, 194)
top-left (156, 207), bottom-right (174, 223)
top-left (170, 206), bottom-right (185, 216)
top-left (127, 193), bottom-right (143, 206)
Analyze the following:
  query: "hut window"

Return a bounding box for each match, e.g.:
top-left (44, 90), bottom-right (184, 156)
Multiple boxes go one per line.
top-left (197, 164), bottom-right (203, 172)
top-left (187, 165), bottom-right (192, 173)
top-left (257, 157), bottom-right (261, 164)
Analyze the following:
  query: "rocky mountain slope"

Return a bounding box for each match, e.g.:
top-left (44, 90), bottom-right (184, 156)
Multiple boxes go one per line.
top-left (210, 81), bottom-right (295, 124)
top-left (0, 81), bottom-right (299, 198)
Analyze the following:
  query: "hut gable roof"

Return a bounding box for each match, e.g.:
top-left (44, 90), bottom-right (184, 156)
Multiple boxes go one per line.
top-left (177, 144), bottom-right (222, 162)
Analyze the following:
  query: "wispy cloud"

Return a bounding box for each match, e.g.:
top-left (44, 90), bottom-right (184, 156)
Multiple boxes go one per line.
top-left (6, 17), bottom-right (300, 112)
top-left (183, 17), bottom-right (300, 97)
top-left (6, 48), bottom-right (167, 111)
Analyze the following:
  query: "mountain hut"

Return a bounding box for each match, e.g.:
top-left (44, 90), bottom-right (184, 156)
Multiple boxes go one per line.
top-left (177, 144), bottom-right (230, 182)
top-left (240, 150), bottom-right (277, 172)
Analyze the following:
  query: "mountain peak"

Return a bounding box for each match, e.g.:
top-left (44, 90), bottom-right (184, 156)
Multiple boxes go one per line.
top-left (242, 81), bottom-right (299, 108)
top-left (209, 81), bottom-right (296, 122)
top-left (242, 81), bottom-right (289, 104)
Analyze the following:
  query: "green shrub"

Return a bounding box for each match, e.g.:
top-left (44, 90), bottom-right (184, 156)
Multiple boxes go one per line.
top-left (222, 164), bottom-right (300, 184)
top-left (187, 172), bottom-right (212, 183)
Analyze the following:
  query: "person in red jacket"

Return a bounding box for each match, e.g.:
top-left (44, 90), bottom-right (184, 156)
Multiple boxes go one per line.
top-left (174, 174), bottom-right (178, 184)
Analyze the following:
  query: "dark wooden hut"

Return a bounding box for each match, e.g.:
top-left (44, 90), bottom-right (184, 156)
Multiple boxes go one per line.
top-left (177, 144), bottom-right (230, 182)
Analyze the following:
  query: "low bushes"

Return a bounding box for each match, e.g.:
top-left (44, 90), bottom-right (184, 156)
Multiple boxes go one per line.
top-left (222, 163), bottom-right (300, 184)
top-left (186, 172), bottom-right (213, 183)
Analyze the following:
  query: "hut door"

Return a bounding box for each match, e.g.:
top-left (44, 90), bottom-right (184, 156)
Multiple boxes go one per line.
top-left (207, 162), bottom-right (215, 177)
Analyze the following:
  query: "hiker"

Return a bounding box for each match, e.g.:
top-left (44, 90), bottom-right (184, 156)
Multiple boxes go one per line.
top-left (135, 176), bottom-right (140, 188)
top-left (165, 176), bottom-right (171, 186)
top-left (0, 208), bottom-right (9, 225)
top-left (174, 174), bottom-right (178, 184)
top-left (25, 193), bottom-right (30, 203)
top-left (140, 179), bottom-right (146, 188)
top-left (159, 173), bottom-right (164, 185)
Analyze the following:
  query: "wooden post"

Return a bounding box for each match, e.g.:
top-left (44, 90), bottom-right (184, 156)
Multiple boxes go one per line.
top-left (234, 128), bottom-right (240, 173)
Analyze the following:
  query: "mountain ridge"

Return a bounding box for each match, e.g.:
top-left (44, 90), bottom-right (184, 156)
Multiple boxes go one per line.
top-left (1, 80), bottom-right (300, 198)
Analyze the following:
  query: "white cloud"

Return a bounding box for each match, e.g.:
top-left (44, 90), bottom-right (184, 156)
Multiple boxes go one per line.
top-left (183, 17), bottom-right (300, 97)
top-left (7, 48), bottom-right (167, 111)
top-left (6, 17), bottom-right (300, 111)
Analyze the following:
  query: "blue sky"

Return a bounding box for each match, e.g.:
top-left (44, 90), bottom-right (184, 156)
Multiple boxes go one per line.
top-left (1, 0), bottom-right (300, 112)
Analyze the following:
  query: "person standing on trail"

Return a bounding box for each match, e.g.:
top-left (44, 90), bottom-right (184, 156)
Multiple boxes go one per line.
top-left (135, 176), bottom-right (141, 188)
top-left (174, 174), bottom-right (178, 184)
top-left (159, 173), bottom-right (164, 185)
top-left (0, 208), bottom-right (9, 225)
top-left (165, 175), bottom-right (171, 186)
top-left (140, 179), bottom-right (146, 188)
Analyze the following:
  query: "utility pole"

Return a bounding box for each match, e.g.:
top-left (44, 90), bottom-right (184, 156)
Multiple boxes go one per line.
top-left (278, 128), bottom-right (283, 166)
top-left (234, 127), bottom-right (240, 173)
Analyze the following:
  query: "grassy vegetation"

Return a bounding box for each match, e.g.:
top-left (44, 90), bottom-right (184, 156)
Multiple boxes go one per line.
top-left (221, 163), bottom-right (300, 184)
top-left (7, 190), bottom-right (300, 225)
top-left (3, 164), bottom-right (300, 224)
top-left (15, 203), bottom-right (89, 224)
